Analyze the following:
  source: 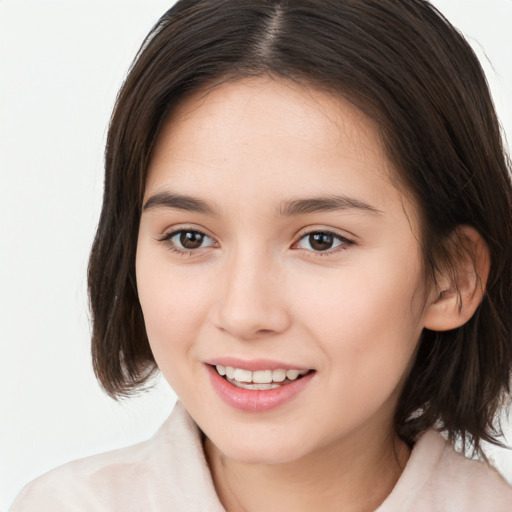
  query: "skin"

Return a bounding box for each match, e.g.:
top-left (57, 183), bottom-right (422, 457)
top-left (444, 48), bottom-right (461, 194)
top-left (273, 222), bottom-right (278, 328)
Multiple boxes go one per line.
top-left (135, 77), bottom-right (440, 511)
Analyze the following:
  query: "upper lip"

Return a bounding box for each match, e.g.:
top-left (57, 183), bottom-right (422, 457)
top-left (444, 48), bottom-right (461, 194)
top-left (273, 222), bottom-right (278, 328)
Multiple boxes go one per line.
top-left (204, 357), bottom-right (312, 372)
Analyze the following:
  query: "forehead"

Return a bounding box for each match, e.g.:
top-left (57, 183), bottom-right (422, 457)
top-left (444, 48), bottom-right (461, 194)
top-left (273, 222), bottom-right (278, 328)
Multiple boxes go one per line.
top-left (145, 77), bottom-right (414, 223)
top-left (151, 77), bottom-right (386, 171)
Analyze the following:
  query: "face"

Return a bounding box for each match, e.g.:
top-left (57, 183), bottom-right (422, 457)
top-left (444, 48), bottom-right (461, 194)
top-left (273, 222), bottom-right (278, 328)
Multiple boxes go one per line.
top-left (136, 77), bottom-right (430, 465)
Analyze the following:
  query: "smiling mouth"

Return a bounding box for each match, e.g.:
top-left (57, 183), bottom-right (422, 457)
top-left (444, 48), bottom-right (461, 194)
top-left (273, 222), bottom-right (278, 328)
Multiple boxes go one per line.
top-left (213, 364), bottom-right (312, 390)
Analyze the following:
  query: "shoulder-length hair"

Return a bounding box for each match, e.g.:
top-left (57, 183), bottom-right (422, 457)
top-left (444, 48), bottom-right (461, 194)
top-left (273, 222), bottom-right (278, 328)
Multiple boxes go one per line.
top-left (88, 0), bottom-right (512, 455)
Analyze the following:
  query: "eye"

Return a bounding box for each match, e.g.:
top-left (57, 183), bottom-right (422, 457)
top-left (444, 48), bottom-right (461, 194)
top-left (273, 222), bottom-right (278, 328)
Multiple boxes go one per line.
top-left (295, 231), bottom-right (351, 252)
top-left (160, 229), bottom-right (217, 253)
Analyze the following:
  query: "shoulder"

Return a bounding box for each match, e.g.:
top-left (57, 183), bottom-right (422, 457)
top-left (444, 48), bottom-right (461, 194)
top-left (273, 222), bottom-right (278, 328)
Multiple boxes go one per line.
top-left (9, 402), bottom-right (223, 512)
top-left (427, 435), bottom-right (512, 510)
top-left (9, 430), bottom-right (162, 512)
top-left (380, 431), bottom-right (512, 512)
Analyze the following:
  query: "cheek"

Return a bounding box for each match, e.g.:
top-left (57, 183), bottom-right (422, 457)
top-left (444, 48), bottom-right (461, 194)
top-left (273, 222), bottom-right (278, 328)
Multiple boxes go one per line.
top-left (135, 246), bottom-right (212, 374)
top-left (293, 269), bottom-right (424, 437)
top-left (293, 250), bottom-right (425, 382)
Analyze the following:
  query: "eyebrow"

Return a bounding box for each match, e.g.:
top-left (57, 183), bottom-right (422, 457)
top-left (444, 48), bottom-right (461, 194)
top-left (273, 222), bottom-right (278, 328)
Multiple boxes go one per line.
top-left (142, 191), bottom-right (382, 217)
top-left (143, 192), bottom-right (218, 216)
top-left (278, 195), bottom-right (382, 216)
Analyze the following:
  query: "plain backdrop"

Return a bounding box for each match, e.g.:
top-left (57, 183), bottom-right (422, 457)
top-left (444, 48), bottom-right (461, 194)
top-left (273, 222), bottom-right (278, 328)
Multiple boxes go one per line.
top-left (1, 1), bottom-right (511, 509)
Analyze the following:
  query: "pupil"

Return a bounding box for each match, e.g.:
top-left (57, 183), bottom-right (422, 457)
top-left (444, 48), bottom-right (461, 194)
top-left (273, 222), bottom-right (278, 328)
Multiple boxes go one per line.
top-left (310, 233), bottom-right (333, 251)
top-left (180, 231), bottom-right (204, 249)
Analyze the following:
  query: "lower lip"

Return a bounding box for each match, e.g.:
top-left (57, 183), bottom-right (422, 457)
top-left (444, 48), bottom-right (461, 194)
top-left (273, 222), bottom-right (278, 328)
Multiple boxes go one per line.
top-left (207, 365), bottom-right (315, 412)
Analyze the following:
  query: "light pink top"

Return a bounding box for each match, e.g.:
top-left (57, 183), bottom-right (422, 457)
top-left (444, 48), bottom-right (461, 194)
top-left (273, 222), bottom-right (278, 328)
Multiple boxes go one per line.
top-left (10, 402), bottom-right (512, 511)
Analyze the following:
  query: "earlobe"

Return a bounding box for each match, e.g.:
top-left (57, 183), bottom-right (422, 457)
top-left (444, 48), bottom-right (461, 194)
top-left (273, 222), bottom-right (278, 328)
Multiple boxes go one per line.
top-left (423, 226), bottom-right (490, 332)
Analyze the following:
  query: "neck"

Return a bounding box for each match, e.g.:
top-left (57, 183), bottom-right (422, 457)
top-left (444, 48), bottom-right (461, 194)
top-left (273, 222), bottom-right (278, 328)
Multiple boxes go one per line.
top-left (204, 425), bottom-right (410, 512)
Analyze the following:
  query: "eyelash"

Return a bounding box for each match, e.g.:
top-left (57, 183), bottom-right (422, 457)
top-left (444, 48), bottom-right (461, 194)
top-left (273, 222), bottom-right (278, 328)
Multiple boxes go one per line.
top-left (292, 231), bottom-right (353, 255)
top-left (158, 228), bottom-right (354, 257)
top-left (158, 228), bottom-right (216, 256)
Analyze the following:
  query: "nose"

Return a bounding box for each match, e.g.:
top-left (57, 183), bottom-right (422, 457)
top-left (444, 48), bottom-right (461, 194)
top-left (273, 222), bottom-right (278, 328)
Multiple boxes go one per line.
top-left (213, 248), bottom-right (292, 340)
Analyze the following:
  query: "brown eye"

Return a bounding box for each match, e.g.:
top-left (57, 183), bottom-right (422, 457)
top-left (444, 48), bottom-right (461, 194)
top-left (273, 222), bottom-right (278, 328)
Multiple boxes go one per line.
top-left (162, 229), bottom-right (216, 253)
top-left (309, 233), bottom-right (334, 251)
top-left (180, 231), bottom-right (205, 249)
top-left (296, 231), bottom-right (349, 252)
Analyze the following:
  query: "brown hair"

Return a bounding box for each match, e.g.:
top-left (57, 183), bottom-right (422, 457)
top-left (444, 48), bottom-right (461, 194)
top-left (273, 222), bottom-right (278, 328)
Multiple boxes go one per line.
top-left (88, 0), bottom-right (512, 455)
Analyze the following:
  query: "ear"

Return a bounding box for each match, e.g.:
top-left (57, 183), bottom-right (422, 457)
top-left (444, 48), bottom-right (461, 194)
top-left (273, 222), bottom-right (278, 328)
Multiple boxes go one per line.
top-left (423, 226), bottom-right (490, 332)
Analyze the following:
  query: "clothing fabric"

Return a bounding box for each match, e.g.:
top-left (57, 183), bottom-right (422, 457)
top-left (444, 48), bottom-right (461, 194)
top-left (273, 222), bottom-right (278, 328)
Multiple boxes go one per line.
top-left (10, 401), bottom-right (512, 511)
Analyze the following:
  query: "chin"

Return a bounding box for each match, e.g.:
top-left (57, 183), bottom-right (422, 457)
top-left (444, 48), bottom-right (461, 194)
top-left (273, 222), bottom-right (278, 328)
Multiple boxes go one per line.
top-left (209, 433), bottom-right (309, 466)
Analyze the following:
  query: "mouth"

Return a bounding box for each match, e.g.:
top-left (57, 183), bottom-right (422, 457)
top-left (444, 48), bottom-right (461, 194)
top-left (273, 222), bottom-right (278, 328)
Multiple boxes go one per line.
top-left (206, 361), bottom-right (316, 412)
top-left (212, 364), bottom-right (313, 390)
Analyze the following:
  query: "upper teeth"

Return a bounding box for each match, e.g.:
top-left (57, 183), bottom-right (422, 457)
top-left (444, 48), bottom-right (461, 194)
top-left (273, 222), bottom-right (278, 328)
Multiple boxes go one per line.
top-left (216, 365), bottom-right (308, 384)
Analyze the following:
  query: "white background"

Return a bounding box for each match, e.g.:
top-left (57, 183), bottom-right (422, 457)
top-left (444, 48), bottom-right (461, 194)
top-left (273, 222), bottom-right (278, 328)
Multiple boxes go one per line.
top-left (0, 1), bottom-right (511, 509)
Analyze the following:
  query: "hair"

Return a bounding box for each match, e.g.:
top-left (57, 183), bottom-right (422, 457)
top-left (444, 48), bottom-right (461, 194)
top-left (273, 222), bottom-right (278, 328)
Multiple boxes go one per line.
top-left (88, 0), bottom-right (512, 456)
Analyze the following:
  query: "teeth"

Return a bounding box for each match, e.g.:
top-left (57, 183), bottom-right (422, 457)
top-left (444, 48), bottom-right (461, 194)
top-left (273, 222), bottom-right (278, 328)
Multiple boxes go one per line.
top-left (215, 365), bottom-right (308, 385)
top-left (286, 369), bottom-right (300, 380)
top-left (233, 368), bottom-right (252, 382)
top-left (272, 369), bottom-right (286, 382)
top-left (231, 381), bottom-right (281, 390)
top-left (253, 370), bottom-right (273, 384)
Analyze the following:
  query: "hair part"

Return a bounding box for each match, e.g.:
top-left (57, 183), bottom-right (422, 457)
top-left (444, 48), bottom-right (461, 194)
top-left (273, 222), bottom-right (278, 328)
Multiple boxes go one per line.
top-left (88, 0), bottom-right (512, 456)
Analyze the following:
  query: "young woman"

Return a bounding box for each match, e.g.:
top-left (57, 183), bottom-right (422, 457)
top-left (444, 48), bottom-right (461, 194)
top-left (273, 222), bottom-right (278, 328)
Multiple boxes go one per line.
top-left (10, 0), bottom-right (512, 510)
